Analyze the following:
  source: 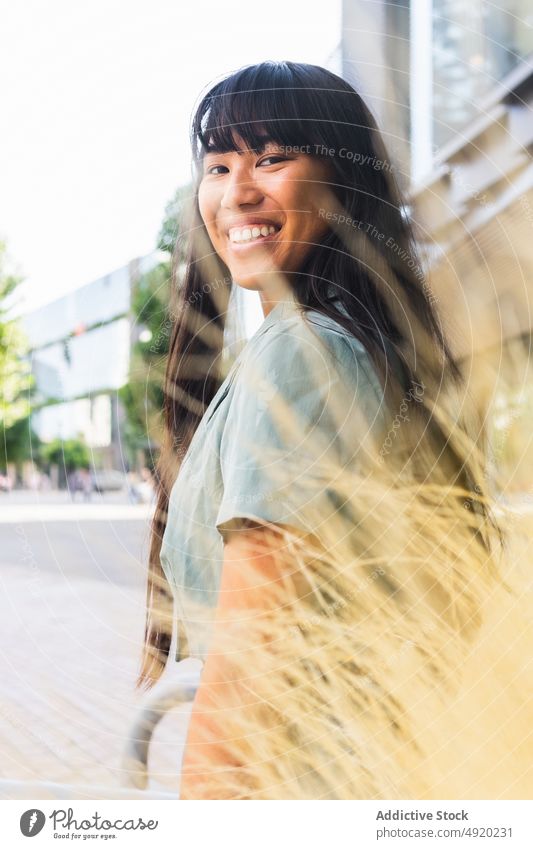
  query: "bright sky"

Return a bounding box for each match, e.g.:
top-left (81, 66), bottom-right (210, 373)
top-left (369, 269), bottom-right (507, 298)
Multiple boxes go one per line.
top-left (0, 0), bottom-right (342, 314)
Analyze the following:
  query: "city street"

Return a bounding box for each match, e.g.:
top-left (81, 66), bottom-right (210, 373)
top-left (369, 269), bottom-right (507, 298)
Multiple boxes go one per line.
top-left (0, 490), bottom-right (194, 797)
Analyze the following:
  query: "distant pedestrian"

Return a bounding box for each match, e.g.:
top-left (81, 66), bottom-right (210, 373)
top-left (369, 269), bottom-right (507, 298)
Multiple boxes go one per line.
top-left (67, 469), bottom-right (82, 501)
top-left (80, 468), bottom-right (93, 502)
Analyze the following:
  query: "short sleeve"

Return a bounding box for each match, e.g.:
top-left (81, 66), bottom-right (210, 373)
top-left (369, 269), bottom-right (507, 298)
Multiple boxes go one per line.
top-left (215, 322), bottom-right (380, 540)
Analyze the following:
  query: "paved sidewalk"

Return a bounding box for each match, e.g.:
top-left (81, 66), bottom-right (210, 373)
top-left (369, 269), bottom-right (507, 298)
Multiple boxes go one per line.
top-left (0, 500), bottom-right (193, 798)
top-left (2, 489), bottom-right (530, 799)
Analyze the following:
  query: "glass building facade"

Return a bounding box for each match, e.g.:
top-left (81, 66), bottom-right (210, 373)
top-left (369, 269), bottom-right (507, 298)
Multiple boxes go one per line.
top-left (21, 252), bottom-right (162, 464)
top-left (342, 0), bottom-right (533, 182)
top-left (433, 0), bottom-right (533, 149)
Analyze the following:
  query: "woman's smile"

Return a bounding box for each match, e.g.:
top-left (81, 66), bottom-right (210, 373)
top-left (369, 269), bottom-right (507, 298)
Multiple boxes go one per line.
top-left (227, 219), bottom-right (280, 246)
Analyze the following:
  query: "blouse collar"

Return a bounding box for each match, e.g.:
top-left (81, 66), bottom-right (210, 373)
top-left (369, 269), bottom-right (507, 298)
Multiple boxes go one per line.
top-left (255, 287), bottom-right (349, 335)
top-left (253, 292), bottom-right (302, 339)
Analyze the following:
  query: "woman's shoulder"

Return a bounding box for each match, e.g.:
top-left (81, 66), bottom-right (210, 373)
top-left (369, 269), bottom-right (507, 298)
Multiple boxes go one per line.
top-left (240, 308), bottom-right (338, 379)
top-left (247, 304), bottom-right (376, 380)
top-left (236, 303), bottom-right (384, 413)
top-left (222, 305), bottom-right (388, 467)
top-left (247, 302), bottom-right (363, 355)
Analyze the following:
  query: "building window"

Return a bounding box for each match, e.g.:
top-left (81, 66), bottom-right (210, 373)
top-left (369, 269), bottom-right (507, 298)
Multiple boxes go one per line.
top-left (433, 0), bottom-right (533, 149)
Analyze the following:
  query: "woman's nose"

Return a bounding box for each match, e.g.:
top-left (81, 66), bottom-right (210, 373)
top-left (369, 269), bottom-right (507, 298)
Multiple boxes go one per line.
top-left (220, 170), bottom-right (263, 209)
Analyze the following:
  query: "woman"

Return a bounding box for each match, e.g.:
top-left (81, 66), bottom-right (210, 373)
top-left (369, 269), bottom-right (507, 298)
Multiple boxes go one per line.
top-left (137, 61), bottom-right (504, 799)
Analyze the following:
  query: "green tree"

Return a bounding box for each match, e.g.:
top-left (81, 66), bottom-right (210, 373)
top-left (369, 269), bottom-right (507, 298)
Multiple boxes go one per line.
top-left (120, 183), bottom-right (191, 464)
top-left (0, 240), bottom-right (34, 470)
top-left (41, 437), bottom-right (90, 472)
top-left (3, 414), bottom-right (41, 467)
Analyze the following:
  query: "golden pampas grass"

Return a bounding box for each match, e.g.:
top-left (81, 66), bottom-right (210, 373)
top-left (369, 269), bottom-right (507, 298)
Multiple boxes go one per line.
top-left (173, 363), bottom-right (533, 800)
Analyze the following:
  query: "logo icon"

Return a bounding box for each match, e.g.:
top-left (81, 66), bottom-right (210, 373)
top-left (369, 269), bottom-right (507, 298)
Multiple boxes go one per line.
top-left (20, 809), bottom-right (46, 837)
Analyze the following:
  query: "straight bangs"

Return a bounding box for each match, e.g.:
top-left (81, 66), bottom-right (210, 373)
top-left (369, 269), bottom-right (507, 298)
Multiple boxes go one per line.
top-left (190, 61), bottom-right (349, 172)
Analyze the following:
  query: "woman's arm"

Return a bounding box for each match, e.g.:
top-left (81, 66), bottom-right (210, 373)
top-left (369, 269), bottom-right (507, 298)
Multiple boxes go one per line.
top-left (179, 522), bottom-right (285, 799)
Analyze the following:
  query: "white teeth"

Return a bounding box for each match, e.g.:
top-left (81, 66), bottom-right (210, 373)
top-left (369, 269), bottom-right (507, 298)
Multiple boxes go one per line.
top-left (229, 224), bottom-right (279, 243)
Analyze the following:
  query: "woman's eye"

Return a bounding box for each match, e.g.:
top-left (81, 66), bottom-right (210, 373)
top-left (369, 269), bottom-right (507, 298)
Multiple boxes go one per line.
top-left (258, 155), bottom-right (286, 166)
top-left (205, 164), bottom-right (229, 175)
top-left (203, 155), bottom-right (287, 175)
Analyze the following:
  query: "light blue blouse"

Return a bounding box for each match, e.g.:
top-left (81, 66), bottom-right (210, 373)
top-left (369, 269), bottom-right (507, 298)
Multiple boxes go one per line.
top-left (160, 294), bottom-right (387, 663)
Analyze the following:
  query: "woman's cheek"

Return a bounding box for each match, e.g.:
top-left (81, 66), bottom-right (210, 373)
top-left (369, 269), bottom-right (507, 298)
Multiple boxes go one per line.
top-left (197, 183), bottom-right (213, 224)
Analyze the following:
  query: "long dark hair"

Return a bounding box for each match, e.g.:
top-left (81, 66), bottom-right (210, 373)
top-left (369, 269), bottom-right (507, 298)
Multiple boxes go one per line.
top-left (137, 61), bottom-right (501, 690)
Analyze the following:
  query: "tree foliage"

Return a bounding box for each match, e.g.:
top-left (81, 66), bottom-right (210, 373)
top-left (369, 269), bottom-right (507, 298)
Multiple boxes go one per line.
top-left (0, 240), bottom-right (36, 476)
top-left (0, 240), bottom-right (33, 431)
top-left (40, 437), bottom-right (90, 471)
top-left (120, 183), bottom-right (191, 460)
top-left (3, 414), bottom-right (41, 467)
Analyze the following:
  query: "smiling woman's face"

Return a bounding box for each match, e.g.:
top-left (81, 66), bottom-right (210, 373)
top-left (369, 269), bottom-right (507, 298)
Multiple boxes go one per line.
top-left (198, 136), bottom-right (333, 307)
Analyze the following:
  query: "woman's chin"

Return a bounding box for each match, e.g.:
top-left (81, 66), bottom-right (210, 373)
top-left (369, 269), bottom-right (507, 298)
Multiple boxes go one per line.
top-left (230, 265), bottom-right (285, 292)
top-left (230, 276), bottom-right (263, 292)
